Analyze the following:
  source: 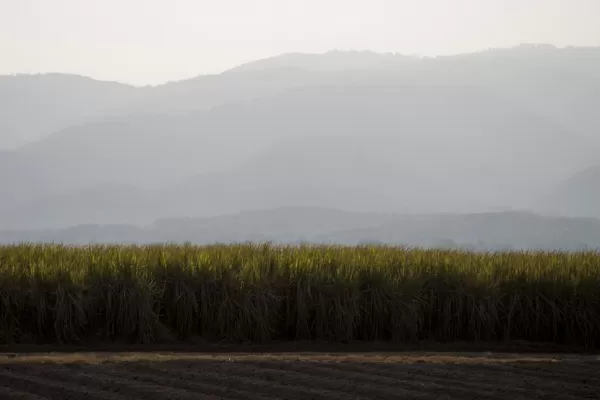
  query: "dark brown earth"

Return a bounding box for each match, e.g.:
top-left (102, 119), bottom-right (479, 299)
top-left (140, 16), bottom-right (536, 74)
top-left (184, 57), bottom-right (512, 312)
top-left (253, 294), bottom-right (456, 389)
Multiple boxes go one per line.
top-left (0, 343), bottom-right (598, 399)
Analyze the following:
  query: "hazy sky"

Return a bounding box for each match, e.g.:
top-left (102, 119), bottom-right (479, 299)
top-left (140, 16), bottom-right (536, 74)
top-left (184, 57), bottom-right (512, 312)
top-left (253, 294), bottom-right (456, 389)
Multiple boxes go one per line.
top-left (1, 0), bottom-right (599, 85)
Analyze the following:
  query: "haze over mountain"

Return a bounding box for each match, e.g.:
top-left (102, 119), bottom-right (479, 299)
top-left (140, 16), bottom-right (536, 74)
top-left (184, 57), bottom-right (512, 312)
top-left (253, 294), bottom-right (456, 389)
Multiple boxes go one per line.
top-left (1, 45), bottom-right (599, 245)
top-left (0, 74), bottom-right (140, 148)
top-left (536, 165), bottom-right (600, 219)
top-left (2, 207), bottom-right (599, 251)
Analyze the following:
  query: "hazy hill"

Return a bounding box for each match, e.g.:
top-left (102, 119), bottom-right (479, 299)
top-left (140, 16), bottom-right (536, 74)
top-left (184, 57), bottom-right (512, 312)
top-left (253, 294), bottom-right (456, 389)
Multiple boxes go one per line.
top-left (441, 45), bottom-right (600, 146)
top-left (321, 211), bottom-right (600, 250)
top-left (229, 50), bottom-right (419, 73)
top-left (145, 82), bottom-right (596, 220)
top-left (536, 165), bottom-right (600, 219)
top-left (0, 183), bottom-right (154, 230)
top-left (0, 206), bottom-right (396, 244)
top-left (0, 68), bottom-right (321, 150)
top-left (1, 207), bottom-right (598, 251)
top-left (235, 46), bottom-right (600, 144)
top-left (2, 45), bottom-right (600, 229)
top-left (118, 67), bottom-right (328, 115)
top-left (150, 206), bottom-right (399, 243)
top-left (12, 81), bottom-right (597, 215)
top-left (0, 150), bottom-right (66, 211)
top-left (0, 73), bottom-right (140, 148)
top-left (4, 45), bottom-right (600, 148)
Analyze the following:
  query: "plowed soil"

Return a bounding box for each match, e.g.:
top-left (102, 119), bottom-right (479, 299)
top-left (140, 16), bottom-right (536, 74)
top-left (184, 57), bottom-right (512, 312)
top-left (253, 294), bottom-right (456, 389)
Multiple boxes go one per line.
top-left (0, 348), bottom-right (598, 399)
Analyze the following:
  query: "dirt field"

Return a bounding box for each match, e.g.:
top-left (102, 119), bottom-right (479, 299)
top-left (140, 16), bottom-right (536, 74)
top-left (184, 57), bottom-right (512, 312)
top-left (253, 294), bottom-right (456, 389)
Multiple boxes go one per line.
top-left (0, 347), bottom-right (598, 399)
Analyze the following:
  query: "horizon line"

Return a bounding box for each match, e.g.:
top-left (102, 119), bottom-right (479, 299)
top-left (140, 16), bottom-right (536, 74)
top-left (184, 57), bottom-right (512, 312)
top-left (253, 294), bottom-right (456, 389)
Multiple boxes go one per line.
top-left (1, 42), bottom-right (597, 87)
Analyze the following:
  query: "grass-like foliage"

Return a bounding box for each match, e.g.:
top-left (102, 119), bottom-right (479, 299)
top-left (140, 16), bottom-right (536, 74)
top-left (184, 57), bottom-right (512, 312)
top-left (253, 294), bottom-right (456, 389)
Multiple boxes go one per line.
top-left (0, 243), bottom-right (599, 347)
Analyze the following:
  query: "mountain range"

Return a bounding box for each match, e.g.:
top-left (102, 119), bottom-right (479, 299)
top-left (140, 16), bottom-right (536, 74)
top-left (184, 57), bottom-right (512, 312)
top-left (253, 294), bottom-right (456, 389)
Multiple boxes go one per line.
top-left (1, 206), bottom-right (598, 251)
top-left (1, 45), bottom-right (599, 241)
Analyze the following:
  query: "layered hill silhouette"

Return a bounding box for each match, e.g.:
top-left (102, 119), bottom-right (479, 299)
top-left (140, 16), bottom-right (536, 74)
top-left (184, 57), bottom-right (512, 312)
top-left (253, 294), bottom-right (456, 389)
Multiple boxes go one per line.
top-left (1, 207), bottom-right (598, 251)
top-left (0, 73), bottom-right (140, 148)
top-left (536, 165), bottom-right (600, 219)
top-left (1, 45), bottom-right (599, 233)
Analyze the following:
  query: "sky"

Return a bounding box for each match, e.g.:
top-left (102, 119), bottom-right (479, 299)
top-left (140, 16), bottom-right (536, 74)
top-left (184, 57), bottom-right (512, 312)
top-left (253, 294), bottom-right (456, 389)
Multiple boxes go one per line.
top-left (1, 0), bottom-right (600, 86)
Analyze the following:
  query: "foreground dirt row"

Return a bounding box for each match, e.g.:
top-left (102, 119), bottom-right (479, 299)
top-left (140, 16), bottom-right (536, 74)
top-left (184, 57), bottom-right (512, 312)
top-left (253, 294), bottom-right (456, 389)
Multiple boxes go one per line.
top-left (0, 352), bottom-right (598, 400)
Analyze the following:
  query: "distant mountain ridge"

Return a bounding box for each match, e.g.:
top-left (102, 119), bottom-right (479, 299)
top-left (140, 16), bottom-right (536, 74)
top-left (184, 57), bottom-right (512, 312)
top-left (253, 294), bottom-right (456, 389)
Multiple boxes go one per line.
top-left (0, 73), bottom-right (141, 148)
top-left (1, 207), bottom-right (598, 251)
top-left (536, 165), bottom-right (600, 219)
top-left (4, 44), bottom-right (600, 148)
top-left (1, 45), bottom-right (599, 230)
